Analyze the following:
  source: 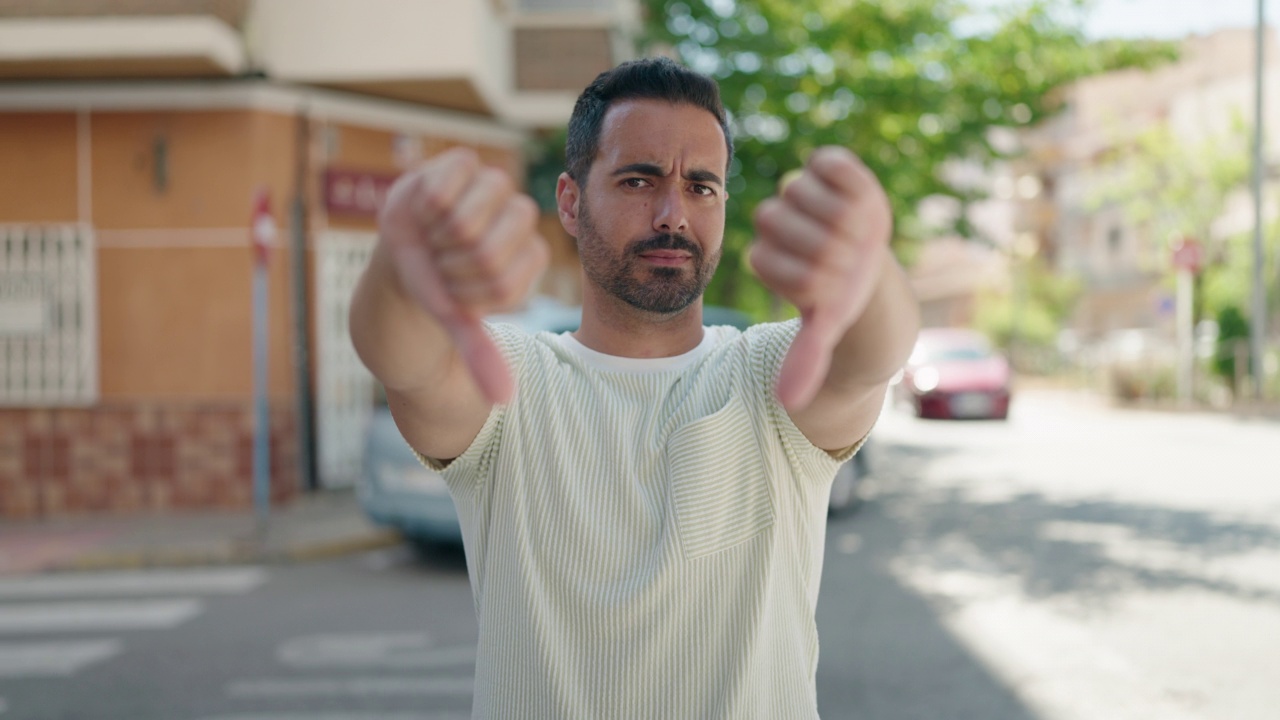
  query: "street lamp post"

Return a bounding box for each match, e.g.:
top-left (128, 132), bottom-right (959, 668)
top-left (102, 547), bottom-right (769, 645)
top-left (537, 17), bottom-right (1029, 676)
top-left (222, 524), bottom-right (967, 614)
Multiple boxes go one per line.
top-left (1251, 0), bottom-right (1268, 400)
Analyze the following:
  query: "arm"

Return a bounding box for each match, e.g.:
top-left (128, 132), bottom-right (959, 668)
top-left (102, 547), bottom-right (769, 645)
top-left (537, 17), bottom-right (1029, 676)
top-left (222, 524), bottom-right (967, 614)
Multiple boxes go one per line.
top-left (750, 146), bottom-right (920, 452)
top-left (349, 147), bottom-right (549, 460)
top-left (786, 251), bottom-right (919, 451)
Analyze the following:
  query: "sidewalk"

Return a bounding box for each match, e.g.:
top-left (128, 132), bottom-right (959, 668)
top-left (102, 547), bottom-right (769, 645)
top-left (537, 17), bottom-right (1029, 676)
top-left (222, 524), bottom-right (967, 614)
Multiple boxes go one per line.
top-left (0, 489), bottom-right (402, 576)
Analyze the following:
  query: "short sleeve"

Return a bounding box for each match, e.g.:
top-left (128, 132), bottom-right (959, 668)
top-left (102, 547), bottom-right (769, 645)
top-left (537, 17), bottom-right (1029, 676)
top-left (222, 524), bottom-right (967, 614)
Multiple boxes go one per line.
top-left (743, 320), bottom-right (872, 482)
top-left (411, 321), bottom-right (529, 489)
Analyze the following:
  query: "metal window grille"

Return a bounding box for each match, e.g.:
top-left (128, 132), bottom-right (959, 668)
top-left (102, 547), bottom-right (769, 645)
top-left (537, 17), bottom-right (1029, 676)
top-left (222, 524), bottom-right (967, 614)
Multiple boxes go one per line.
top-left (0, 225), bottom-right (98, 407)
top-left (315, 231), bottom-right (376, 489)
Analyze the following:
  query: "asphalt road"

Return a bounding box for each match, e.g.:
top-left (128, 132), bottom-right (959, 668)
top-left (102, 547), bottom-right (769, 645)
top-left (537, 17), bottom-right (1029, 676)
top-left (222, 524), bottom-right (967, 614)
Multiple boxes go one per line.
top-left (1, 389), bottom-right (1277, 720)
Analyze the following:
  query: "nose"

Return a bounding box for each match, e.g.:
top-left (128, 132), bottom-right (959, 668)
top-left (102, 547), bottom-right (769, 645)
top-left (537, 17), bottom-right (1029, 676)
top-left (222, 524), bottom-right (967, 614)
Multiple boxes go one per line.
top-left (651, 185), bottom-right (689, 234)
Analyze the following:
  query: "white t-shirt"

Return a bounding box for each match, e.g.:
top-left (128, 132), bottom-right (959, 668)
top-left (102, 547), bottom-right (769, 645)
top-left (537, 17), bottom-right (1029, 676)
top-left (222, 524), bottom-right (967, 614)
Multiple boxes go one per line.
top-left (419, 319), bottom-right (866, 719)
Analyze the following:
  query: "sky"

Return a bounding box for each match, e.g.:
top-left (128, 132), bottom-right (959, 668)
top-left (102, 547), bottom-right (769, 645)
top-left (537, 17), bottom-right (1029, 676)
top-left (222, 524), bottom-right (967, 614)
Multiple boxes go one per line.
top-left (1078, 0), bottom-right (1273, 39)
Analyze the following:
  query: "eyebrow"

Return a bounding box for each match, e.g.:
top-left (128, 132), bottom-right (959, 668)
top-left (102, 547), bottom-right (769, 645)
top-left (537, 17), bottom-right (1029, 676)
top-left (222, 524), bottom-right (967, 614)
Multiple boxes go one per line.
top-left (612, 162), bottom-right (724, 188)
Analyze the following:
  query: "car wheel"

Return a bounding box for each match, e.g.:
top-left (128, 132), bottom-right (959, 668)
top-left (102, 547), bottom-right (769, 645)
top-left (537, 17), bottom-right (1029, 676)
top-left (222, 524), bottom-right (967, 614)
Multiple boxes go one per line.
top-left (828, 460), bottom-right (861, 516)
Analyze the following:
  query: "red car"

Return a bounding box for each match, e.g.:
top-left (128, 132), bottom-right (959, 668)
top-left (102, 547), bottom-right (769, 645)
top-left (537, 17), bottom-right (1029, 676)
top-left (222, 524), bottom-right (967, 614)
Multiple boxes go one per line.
top-left (898, 328), bottom-right (1012, 420)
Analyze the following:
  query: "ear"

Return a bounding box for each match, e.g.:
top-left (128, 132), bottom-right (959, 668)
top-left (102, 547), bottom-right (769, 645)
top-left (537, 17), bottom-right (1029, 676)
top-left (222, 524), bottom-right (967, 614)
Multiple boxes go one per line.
top-left (556, 172), bottom-right (581, 237)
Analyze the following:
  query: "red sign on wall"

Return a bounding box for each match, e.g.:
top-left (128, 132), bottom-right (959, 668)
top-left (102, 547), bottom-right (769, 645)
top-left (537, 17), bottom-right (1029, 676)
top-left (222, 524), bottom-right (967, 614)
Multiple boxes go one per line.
top-left (323, 169), bottom-right (398, 218)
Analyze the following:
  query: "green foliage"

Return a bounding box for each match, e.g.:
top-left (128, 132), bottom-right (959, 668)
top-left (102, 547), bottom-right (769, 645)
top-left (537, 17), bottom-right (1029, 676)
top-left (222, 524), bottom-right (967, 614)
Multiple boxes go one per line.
top-left (1201, 223), bottom-right (1280, 324)
top-left (1086, 117), bottom-right (1280, 341)
top-left (1213, 304), bottom-right (1252, 384)
top-left (1087, 121), bottom-right (1251, 279)
top-left (630, 0), bottom-right (1174, 316)
top-left (973, 256), bottom-right (1082, 351)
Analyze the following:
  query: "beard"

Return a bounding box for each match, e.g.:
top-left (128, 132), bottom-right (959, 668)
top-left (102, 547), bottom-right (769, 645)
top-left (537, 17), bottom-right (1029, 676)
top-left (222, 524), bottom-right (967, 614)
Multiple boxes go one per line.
top-left (576, 197), bottom-right (720, 315)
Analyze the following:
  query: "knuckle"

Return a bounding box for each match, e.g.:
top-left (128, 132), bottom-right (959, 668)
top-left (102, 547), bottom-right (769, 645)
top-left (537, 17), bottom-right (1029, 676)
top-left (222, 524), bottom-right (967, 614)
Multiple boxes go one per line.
top-left (472, 242), bottom-right (504, 277)
top-left (510, 194), bottom-right (539, 223)
top-left (420, 185), bottom-right (449, 217)
top-left (781, 176), bottom-right (807, 204)
top-left (834, 203), bottom-right (861, 232)
top-left (480, 167), bottom-right (513, 195)
top-left (754, 200), bottom-right (781, 230)
top-left (442, 213), bottom-right (480, 246)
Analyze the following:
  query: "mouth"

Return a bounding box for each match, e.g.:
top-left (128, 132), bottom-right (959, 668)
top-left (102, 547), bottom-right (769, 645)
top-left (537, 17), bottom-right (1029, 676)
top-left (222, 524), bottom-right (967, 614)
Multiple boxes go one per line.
top-left (638, 251), bottom-right (693, 267)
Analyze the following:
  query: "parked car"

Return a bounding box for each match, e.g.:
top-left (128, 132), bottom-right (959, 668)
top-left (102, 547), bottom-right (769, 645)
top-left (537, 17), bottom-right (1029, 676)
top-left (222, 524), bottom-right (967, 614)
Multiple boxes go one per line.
top-left (898, 328), bottom-right (1012, 420)
top-left (359, 303), bottom-right (871, 547)
top-left (359, 296), bottom-right (581, 547)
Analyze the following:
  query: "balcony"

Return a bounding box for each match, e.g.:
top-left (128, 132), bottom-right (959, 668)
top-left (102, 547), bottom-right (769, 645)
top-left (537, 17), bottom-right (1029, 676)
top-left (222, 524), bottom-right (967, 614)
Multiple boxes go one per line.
top-left (0, 0), bottom-right (250, 78)
top-left (251, 0), bottom-right (636, 126)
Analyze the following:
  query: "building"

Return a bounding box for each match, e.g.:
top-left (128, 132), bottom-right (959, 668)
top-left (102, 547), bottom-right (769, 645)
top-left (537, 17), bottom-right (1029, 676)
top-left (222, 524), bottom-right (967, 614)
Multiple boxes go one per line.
top-left (1016, 27), bottom-right (1280, 341)
top-left (0, 0), bottom-right (636, 518)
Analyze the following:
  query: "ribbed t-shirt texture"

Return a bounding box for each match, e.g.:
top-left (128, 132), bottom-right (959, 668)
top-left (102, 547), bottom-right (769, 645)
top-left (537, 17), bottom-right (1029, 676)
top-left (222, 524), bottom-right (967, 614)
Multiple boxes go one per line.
top-left (417, 319), bottom-right (867, 719)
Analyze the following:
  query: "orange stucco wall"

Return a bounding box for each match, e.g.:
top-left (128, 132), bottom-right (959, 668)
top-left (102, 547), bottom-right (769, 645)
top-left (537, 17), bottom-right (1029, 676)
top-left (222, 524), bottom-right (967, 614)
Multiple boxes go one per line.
top-left (0, 113), bottom-right (79, 222)
top-left (90, 109), bottom-right (299, 401)
top-left (2, 104), bottom-right (535, 406)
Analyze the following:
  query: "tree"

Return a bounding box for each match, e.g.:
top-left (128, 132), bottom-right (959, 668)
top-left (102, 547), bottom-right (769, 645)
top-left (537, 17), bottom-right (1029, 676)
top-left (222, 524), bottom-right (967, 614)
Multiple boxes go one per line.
top-left (1086, 121), bottom-right (1253, 322)
top-left (630, 0), bottom-right (1174, 317)
top-left (973, 255), bottom-right (1081, 358)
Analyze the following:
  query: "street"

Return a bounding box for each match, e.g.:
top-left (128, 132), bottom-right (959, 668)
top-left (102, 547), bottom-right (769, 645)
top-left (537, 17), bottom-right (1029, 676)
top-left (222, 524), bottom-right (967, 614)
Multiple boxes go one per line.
top-left (1, 389), bottom-right (1277, 720)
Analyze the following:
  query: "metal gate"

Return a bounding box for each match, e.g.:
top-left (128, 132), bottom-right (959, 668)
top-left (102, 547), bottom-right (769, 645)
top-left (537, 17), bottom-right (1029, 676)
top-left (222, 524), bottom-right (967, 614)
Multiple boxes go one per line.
top-left (315, 231), bottom-right (377, 488)
top-left (0, 225), bottom-right (97, 407)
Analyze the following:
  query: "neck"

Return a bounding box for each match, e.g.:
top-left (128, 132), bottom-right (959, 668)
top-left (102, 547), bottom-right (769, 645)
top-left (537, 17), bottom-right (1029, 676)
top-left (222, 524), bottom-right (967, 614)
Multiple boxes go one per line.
top-left (573, 283), bottom-right (705, 358)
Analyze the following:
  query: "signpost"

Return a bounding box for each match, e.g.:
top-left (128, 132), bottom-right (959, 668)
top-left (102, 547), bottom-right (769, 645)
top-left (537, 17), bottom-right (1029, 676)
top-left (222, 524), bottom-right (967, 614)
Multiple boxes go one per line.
top-left (251, 189), bottom-right (276, 528)
top-left (1172, 237), bottom-right (1203, 404)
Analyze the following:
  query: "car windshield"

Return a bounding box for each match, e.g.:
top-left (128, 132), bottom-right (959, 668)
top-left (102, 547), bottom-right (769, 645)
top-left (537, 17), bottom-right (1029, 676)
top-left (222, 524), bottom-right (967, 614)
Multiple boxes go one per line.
top-left (927, 346), bottom-right (990, 362)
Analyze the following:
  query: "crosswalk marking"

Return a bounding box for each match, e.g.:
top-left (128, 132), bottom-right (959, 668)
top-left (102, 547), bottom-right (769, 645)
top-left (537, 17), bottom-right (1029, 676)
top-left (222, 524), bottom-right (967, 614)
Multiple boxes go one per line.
top-left (278, 634), bottom-right (475, 669)
top-left (0, 568), bottom-right (268, 599)
top-left (227, 676), bottom-right (474, 699)
top-left (195, 714), bottom-right (469, 720)
top-left (0, 640), bottom-right (122, 677)
top-left (0, 599), bottom-right (203, 634)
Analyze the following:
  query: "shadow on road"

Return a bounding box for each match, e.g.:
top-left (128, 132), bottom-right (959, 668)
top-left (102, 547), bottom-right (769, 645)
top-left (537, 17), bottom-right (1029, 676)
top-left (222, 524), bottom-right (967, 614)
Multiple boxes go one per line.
top-left (818, 433), bottom-right (1280, 718)
top-left (819, 441), bottom-right (1042, 720)
top-left (882, 438), bottom-right (1280, 607)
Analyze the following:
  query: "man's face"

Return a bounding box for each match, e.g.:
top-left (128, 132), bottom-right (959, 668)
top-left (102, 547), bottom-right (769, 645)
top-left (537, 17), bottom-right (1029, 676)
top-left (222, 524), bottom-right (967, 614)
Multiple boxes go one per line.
top-left (565, 99), bottom-right (728, 315)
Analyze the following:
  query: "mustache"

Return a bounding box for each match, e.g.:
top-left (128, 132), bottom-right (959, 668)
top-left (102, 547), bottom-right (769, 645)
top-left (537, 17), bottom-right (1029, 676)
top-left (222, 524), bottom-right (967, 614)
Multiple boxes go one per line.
top-left (628, 233), bottom-right (702, 259)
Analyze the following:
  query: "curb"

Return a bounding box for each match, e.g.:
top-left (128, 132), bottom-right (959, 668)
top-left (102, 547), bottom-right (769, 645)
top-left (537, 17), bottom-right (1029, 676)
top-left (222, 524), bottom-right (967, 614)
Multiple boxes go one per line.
top-left (35, 529), bottom-right (403, 574)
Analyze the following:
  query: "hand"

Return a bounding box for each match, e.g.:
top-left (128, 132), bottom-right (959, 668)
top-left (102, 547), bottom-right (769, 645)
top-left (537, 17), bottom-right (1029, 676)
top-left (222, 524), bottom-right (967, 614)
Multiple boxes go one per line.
top-left (378, 147), bottom-right (550, 405)
top-left (749, 146), bottom-right (893, 411)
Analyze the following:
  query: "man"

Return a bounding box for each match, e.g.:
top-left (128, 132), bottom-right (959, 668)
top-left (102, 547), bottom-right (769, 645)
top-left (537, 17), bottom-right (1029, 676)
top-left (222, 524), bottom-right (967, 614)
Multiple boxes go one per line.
top-left (350, 57), bottom-right (919, 719)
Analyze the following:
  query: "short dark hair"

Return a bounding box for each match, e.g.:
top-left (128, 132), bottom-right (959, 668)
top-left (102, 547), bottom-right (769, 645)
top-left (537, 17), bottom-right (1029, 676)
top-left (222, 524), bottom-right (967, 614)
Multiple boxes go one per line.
top-left (565, 56), bottom-right (734, 184)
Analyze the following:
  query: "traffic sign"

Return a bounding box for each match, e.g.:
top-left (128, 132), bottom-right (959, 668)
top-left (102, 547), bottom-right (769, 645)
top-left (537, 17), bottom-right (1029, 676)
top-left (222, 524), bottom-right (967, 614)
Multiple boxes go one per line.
top-left (1171, 237), bottom-right (1203, 274)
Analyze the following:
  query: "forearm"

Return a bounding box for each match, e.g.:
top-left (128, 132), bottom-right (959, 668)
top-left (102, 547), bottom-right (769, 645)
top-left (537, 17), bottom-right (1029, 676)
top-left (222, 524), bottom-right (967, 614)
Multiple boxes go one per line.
top-left (823, 250), bottom-right (920, 394)
top-left (349, 239), bottom-right (459, 393)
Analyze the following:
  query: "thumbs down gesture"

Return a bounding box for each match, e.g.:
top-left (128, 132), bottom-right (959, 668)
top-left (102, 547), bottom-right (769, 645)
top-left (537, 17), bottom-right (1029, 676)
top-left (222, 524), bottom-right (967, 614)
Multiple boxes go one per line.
top-left (749, 147), bottom-right (894, 412)
top-left (378, 147), bottom-right (550, 405)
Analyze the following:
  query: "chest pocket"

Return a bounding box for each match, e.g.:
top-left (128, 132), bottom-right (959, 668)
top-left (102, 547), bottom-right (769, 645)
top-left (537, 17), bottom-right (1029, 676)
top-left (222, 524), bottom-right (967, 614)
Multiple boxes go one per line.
top-left (666, 394), bottom-right (775, 560)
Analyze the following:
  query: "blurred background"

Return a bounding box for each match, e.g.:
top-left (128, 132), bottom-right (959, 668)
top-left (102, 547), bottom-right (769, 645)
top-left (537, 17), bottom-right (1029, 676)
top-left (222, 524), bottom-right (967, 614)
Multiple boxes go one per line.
top-left (0, 1), bottom-right (1277, 719)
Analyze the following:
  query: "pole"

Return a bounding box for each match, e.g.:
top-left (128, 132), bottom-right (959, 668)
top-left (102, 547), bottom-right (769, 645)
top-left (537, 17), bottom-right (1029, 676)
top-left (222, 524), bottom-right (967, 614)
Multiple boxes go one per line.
top-left (252, 190), bottom-right (276, 529)
top-left (291, 109), bottom-right (317, 492)
top-left (1176, 267), bottom-right (1194, 403)
top-left (1251, 0), bottom-right (1267, 399)
top-left (253, 256), bottom-right (270, 526)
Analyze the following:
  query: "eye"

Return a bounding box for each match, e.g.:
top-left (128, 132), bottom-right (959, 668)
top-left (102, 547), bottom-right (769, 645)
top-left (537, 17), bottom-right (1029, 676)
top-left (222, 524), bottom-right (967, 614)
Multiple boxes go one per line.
top-left (622, 177), bottom-right (650, 189)
top-left (691, 184), bottom-right (716, 196)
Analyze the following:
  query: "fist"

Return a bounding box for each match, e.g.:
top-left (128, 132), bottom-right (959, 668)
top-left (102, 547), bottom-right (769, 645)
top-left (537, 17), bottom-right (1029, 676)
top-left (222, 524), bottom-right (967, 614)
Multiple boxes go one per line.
top-left (749, 146), bottom-right (892, 410)
top-left (379, 147), bottom-right (550, 404)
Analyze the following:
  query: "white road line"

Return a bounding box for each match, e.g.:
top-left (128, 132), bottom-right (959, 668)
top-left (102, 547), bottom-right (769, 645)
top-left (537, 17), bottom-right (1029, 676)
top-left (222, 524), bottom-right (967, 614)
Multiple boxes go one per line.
top-left (0, 640), bottom-right (122, 677)
top-left (278, 634), bottom-right (475, 669)
top-left (0, 599), bottom-right (203, 634)
top-left (194, 714), bottom-right (469, 720)
top-left (192, 707), bottom-right (468, 712)
top-left (226, 676), bottom-right (474, 699)
top-left (0, 568), bottom-right (267, 599)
